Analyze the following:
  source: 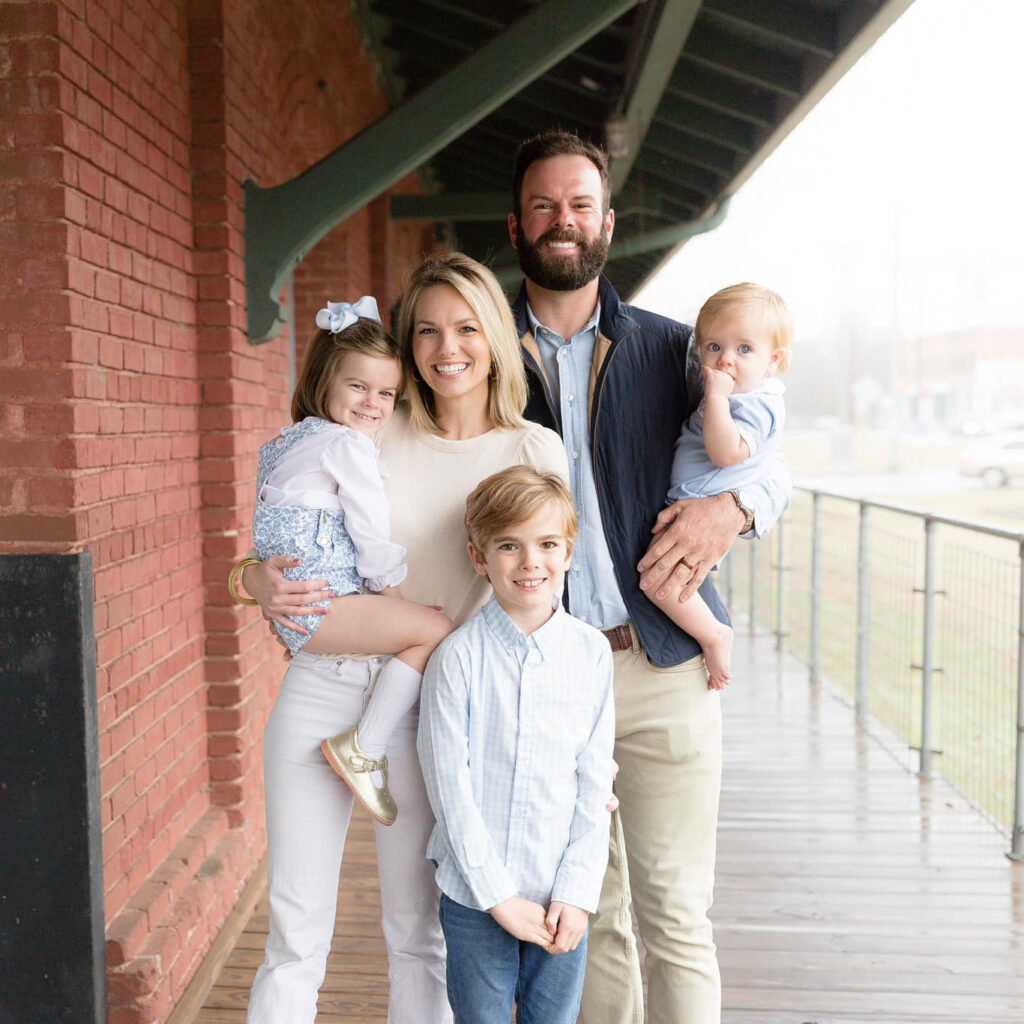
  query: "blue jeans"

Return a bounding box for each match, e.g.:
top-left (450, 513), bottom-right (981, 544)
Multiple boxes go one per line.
top-left (439, 894), bottom-right (588, 1024)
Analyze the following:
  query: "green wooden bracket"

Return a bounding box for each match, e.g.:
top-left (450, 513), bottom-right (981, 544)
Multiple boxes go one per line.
top-left (245, 0), bottom-right (641, 342)
top-left (609, 195), bottom-right (730, 260)
top-left (608, 0), bottom-right (703, 192)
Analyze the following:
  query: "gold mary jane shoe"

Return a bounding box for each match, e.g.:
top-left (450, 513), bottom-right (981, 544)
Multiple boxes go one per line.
top-left (321, 727), bottom-right (398, 826)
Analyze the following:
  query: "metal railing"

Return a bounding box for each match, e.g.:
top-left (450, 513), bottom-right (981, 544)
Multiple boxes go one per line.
top-left (722, 486), bottom-right (1024, 860)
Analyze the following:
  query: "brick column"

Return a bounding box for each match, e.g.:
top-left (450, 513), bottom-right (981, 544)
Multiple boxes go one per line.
top-left (189, 8), bottom-right (287, 837)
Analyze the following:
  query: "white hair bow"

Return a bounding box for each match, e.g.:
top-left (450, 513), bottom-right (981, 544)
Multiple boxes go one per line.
top-left (315, 296), bottom-right (382, 334)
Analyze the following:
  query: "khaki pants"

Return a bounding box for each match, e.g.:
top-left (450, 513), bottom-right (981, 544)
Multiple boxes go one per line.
top-left (578, 645), bottom-right (722, 1024)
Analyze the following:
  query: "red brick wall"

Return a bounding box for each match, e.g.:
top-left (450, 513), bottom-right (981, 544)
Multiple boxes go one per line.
top-left (0, 1), bottom-right (434, 1020)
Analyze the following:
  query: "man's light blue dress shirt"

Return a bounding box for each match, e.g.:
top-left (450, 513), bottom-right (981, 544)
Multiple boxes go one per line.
top-left (528, 303), bottom-right (631, 630)
top-left (417, 598), bottom-right (615, 914)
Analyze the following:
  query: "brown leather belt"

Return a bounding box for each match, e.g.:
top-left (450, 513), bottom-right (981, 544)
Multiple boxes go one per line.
top-left (602, 623), bottom-right (634, 652)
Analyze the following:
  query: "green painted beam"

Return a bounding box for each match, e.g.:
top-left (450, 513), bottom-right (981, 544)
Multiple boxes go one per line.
top-left (654, 93), bottom-right (754, 154)
top-left (643, 122), bottom-right (737, 177)
top-left (244, 0), bottom-right (640, 341)
top-left (390, 192), bottom-right (510, 222)
top-left (702, 0), bottom-right (836, 58)
top-left (607, 0), bottom-right (703, 192)
top-left (684, 23), bottom-right (804, 98)
top-left (375, 0), bottom-right (626, 80)
top-left (393, 51), bottom-right (608, 126)
top-left (376, 3), bottom-right (623, 93)
top-left (667, 64), bottom-right (776, 127)
top-left (632, 152), bottom-right (720, 198)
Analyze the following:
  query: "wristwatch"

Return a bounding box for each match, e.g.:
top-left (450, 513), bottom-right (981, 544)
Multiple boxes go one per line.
top-left (727, 490), bottom-right (755, 534)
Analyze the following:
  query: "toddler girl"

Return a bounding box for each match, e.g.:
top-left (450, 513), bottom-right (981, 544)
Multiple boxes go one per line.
top-left (647, 283), bottom-right (792, 689)
top-left (251, 297), bottom-right (452, 825)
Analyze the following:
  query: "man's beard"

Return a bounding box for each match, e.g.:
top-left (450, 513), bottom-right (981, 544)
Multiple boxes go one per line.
top-left (515, 225), bottom-right (610, 291)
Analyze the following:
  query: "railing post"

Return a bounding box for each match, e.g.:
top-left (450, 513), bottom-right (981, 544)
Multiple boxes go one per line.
top-left (920, 517), bottom-right (936, 779)
top-left (856, 502), bottom-right (870, 722)
top-left (810, 492), bottom-right (821, 683)
top-left (748, 536), bottom-right (757, 633)
top-left (775, 514), bottom-right (786, 650)
top-left (1010, 538), bottom-right (1024, 861)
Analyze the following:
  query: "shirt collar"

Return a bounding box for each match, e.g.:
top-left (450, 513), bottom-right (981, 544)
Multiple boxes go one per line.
top-left (526, 300), bottom-right (601, 344)
top-left (751, 376), bottom-right (786, 395)
top-left (481, 596), bottom-right (566, 658)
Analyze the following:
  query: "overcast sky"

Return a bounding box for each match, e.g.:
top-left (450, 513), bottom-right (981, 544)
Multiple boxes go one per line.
top-left (634, 0), bottom-right (1024, 344)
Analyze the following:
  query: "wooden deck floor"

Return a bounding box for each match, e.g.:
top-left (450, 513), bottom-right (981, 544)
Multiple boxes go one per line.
top-left (183, 630), bottom-right (1024, 1023)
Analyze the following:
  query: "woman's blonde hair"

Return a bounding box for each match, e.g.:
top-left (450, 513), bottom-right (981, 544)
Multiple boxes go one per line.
top-left (291, 318), bottom-right (402, 423)
top-left (398, 251), bottom-right (527, 435)
top-left (465, 465), bottom-right (578, 558)
top-left (695, 282), bottom-right (793, 373)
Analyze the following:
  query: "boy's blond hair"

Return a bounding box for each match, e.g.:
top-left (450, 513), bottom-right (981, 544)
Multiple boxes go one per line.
top-left (695, 282), bottom-right (793, 372)
top-left (465, 465), bottom-right (578, 558)
top-left (398, 251), bottom-right (528, 435)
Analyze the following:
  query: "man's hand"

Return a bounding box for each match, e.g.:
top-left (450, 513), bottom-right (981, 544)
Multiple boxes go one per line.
top-left (701, 364), bottom-right (735, 398)
top-left (490, 897), bottom-right (555, 950)
top-left (638, 493), bottom-right (745, 604)
top-left (243, 555), bottom-right (333, 634)
top-left (545, 902), bottom-right (588, 953)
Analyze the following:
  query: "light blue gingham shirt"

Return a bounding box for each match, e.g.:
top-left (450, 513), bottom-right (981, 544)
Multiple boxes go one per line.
top-left (417, 598), bottom-right (615, 913)
top-left (528, 302), bottom-right (630, 630)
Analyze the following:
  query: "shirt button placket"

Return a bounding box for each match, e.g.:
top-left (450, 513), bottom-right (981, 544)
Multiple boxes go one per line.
top-left (507, 649), bottom-right (531, 874)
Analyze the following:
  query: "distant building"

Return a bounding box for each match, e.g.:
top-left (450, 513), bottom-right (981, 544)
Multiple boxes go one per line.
top-left (900, 328), bottom-right (1024, 432)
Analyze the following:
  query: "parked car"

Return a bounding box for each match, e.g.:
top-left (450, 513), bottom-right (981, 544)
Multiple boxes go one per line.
top-left (958, 433), bottom-right (1024, 487)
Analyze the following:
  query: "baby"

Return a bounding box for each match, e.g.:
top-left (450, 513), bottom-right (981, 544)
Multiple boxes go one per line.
top-left (647, 282), bottom-right (792, 689)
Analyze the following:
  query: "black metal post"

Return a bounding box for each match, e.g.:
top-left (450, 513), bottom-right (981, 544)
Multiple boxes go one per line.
top-left (0, 553), bottom-right (106, 1023)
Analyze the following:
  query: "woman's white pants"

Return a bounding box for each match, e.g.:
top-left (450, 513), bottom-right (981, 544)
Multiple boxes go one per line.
top-left (246, 651), bottom-right (451, 1024)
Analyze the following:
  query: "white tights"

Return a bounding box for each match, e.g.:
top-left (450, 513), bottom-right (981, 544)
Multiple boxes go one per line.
top-left (356, 657), bottom-right (424, 758)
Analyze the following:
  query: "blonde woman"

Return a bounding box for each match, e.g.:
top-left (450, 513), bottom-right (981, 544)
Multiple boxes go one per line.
top-left (236, 252), bottom-right (568, 1024)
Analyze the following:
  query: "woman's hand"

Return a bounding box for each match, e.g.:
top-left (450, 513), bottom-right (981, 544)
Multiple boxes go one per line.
top-left (242, 555), bottom-right (332, 635)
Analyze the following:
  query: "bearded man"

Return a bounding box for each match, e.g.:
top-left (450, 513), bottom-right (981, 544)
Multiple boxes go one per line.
top-left (507, 130), bottom-right (790, 1024)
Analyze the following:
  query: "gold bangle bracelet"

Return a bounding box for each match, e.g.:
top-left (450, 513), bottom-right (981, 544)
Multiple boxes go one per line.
top-left (228, 557), bottom-right (262, 606)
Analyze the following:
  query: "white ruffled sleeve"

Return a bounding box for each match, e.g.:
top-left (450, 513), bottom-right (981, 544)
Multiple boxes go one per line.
top-left (321, 430), bottom-right (407, 591)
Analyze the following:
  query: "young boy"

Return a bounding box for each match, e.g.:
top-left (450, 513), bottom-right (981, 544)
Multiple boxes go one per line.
top-left (417, 465), bottom-right (615, 1024)
top-left (647, 282), bottom-right (792, 690)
